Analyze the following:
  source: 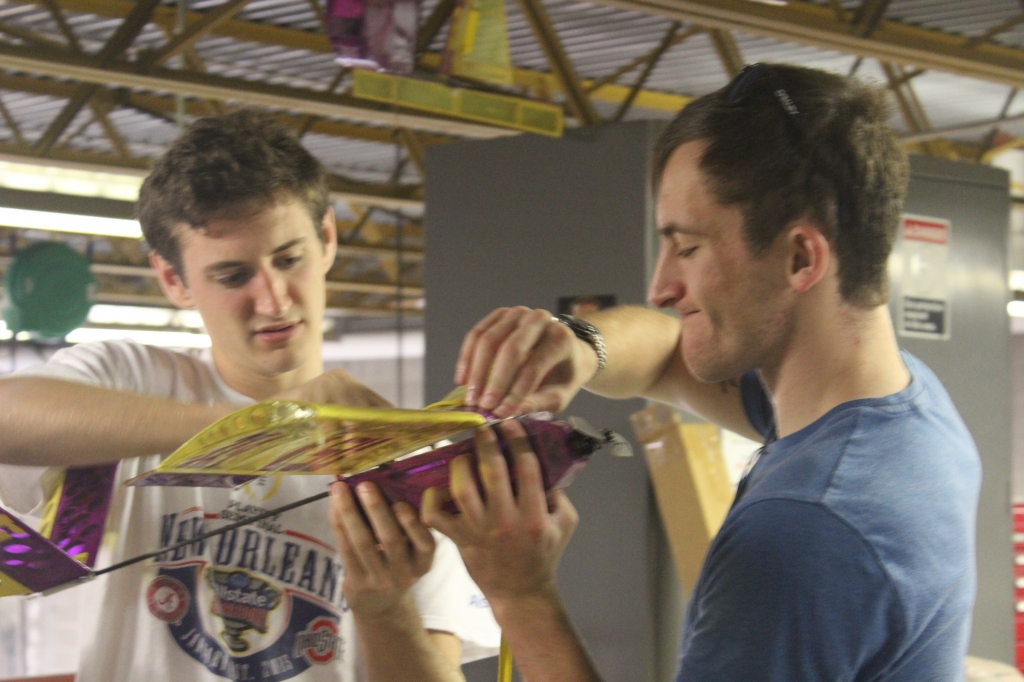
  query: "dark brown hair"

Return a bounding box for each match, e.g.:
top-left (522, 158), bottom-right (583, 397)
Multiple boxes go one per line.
top-left (653, 64), bottom-right (909, 308)
top-left (137, 109), bottom-right (330, 274)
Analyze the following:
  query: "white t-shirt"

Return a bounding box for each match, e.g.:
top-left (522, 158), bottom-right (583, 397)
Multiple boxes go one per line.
top-left (0, 339), bottom-right (500, 682)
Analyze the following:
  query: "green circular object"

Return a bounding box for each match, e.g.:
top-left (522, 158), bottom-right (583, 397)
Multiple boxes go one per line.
top-left (3, 241), bottom-right (95, 338)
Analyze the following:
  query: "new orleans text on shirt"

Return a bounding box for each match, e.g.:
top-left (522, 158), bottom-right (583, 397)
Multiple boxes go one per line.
top-left (144, 501), bottom-right (348, 682)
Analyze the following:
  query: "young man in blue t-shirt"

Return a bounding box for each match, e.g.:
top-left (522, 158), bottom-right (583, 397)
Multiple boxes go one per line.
top-left (421, 63), bottom-right (981, 681)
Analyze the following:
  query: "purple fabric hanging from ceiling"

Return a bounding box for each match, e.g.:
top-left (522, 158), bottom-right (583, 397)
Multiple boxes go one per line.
top-left (327, 0), bottom-right (418, 74)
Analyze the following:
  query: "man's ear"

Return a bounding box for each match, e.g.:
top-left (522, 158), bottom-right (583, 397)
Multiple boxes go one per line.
top-left (319, 207), bottom-right (338, 274)
top-left (785, 223), bottom-right (831, 295)
top-left (150, 251), bottom-right (195, 309)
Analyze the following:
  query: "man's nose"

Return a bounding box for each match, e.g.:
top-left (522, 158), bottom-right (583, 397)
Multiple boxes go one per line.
top-left (252, 268), bottom-right (291, 318)
top-left (647, 245), bottom-right (684, 309)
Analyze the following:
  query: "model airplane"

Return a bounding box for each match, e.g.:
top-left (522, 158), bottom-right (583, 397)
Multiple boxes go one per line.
top-left (0, 388), bottom-right (629, 597)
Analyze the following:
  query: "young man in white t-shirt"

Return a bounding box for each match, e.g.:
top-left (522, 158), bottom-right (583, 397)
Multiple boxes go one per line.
top-left (0, 110), bottom-right (499, 682)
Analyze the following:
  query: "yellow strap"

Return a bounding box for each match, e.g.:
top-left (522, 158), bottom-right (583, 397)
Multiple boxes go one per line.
top-left (497, 634), bottom-right (512, 682)
top-left (38, 468), bottom-right (67, 539)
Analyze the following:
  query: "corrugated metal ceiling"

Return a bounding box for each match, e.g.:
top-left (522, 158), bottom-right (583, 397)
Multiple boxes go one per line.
top-left (0, 0), bottom-right (1020, 183)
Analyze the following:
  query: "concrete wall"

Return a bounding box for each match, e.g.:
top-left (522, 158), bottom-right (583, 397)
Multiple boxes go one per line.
top-left (425, 122), bottom-right (671, 681)
top-left (896, 156), bottom-right (1013, 662)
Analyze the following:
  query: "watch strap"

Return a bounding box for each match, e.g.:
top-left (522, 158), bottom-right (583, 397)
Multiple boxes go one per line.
top-left (555, 314), bottom-right (607, 374)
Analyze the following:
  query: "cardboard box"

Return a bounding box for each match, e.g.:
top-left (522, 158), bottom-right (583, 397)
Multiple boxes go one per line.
top-left (965, 655), bottom-right (1024, 681)
top-left (631, 404), bottom-right (735, 592)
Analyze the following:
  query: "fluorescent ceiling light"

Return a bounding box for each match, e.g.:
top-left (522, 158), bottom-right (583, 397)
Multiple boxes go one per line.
top-left (0, 160), bottom-right (143, 201)
top-left (1011, 270), bottom-right (1024, 291)
top-left (66, 327), bottom-right (211, 348)
top-left (0, 321), bottom-right (27, 341)
top-left (1008, 301), bottom-right (1024, 318)
top-left (0, 320), bottom-right (43, 342)
top-left (0, 206), bottom-right (141, 239)
top-left (87, 304), bottom-right (205, 330)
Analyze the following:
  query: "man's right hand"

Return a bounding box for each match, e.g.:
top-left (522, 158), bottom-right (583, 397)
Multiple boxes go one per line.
top-left (423, 421), bottom-right (605, 682)
top-left (455, 307), bottom-right (599, 418)
top-left (422, 420), bottom-right (578, 608)
top-left (274, 368), bottom-right (392, 408)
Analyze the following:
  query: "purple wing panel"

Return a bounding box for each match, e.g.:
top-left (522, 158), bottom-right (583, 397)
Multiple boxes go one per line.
top-left (48, 465), bottom-right (118, 568)
top-left (0, 506), bottom-right (90, 596)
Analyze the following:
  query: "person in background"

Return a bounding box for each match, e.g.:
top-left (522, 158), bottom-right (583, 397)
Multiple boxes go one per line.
top-left (0, 110), bottom-right (498, 682)
top-left (425, 64), bottom-right (981, 682)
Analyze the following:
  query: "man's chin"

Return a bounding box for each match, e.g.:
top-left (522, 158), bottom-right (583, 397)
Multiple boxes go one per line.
top-left (261, 354), bottom-right (304, 377)
top-left (682, 345), bottom-right (744, 385)
top-left (689, 364), bottom-right (734, 384)
top-left (251, 344), bottom-right (308, 377)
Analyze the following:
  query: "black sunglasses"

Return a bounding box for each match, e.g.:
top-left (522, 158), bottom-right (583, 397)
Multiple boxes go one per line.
top-left (723, 63), bottom-right (806, 138)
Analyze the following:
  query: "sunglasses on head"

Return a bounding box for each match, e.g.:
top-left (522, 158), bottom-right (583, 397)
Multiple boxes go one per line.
top-left (723, 63), bottom-right (806, 139)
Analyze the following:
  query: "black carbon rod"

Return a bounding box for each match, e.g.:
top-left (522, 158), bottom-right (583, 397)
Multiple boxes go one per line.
top-left (91, 489), bottom-right (331, 577)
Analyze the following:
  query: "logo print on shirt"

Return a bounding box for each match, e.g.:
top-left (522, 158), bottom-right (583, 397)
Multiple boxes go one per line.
top-left (151, 509), bottom-right (347, 681)
top-left (147, 575), bottom-right (190, 624)
top-left (207, 568), bottom-right (283, 653)
top-left (243, 475), bottom-right (283, 502)
top-left (292, 616), bottom-right (341, 665)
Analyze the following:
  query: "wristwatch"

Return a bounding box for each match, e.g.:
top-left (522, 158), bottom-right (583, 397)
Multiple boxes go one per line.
top-left (555, 314), bottom-right (607, 374)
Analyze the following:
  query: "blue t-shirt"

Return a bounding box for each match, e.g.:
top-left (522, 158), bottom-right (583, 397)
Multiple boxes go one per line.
top-left (675, 351), bottom-right (980, 682)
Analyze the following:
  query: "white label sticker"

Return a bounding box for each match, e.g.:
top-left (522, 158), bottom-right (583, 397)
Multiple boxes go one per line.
top-left (897, 214), bottom-right (951, 340)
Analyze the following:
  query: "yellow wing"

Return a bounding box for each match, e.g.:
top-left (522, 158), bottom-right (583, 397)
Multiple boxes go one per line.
top-left (139, 388), bottom-right (486, 479)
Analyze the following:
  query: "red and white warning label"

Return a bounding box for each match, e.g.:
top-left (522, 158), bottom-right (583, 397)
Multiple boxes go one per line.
top-left (898, 214), bottom-right (951, 340)
top-left (902, 216), bottom-right (950, 245)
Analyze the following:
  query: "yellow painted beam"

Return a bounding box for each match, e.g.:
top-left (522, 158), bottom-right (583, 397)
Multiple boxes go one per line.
top-left (352, 69), bottom-right (563, 136)
top-left (144, 0), bottom-right (256, 67)
top-left (516, 0), bottom-right (601, 125)
top-left (418, 53), bottom-right (690, 113)
top-left (0, 41), bottom-right (511, 139)
top-left (0, 70), bottom-right (456, 146)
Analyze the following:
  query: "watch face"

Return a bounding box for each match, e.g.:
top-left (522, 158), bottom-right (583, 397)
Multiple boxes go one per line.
top-left (558, 314), bottom-right (597, 338)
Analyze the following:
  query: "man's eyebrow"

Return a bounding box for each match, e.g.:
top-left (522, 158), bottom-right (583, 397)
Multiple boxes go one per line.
top-left (658, 224), bottom-right (706, 238)
top-left (205, 260), bottom-right (246, 276)
top-left (204, 238), bottom-right (308, 275)
top-left (272, 237), bottom-right (306, 254)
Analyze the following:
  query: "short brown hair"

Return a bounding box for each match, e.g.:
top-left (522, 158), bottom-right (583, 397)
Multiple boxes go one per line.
top-left (137, 109), bottom-right (330, 274)
top-left (653, 64), bottom-right (909, 308)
